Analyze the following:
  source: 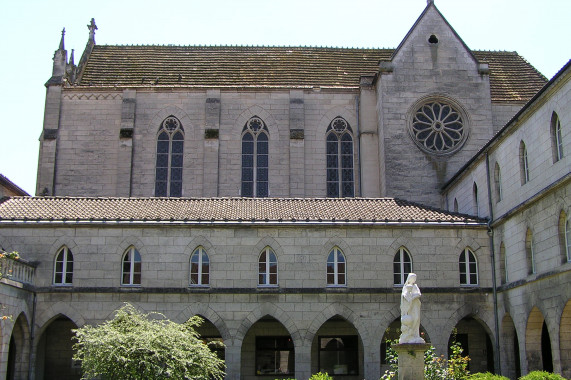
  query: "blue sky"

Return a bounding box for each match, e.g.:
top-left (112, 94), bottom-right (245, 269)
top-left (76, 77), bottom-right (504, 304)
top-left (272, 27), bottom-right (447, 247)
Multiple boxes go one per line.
top-left (1, 0), bottom-right (569, 195)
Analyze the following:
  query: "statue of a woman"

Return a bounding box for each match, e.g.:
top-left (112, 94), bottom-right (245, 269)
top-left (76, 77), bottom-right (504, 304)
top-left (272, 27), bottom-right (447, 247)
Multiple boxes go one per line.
top-left (399, 273), bottom-right (425, 344)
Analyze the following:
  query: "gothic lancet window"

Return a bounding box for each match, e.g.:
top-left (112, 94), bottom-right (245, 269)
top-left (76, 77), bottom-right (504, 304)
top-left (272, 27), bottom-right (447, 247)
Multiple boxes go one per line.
top-left (242, 116), bottom-right (269, 197)
top-left (551, 112), bottom-right (564, 162)
top-left (326, 117), bottom-right (354, 197)
top-left (190, 247), bottom-right (210, 286)
top-left (155, 116), bottom-right (184, 197)
top-left (53, 246), bottom-right (73, 285)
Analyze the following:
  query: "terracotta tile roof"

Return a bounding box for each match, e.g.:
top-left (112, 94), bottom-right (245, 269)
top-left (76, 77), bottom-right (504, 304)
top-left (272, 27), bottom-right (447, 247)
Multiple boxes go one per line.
top-left (0, 197), bottom-right (484, 226)
top-left (77, 45), bottom-right (546, 102)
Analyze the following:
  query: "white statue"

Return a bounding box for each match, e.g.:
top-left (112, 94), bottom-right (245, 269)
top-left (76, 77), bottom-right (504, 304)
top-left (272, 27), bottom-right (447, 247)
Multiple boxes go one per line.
top-left (399, 273), bottom-right (425, 344)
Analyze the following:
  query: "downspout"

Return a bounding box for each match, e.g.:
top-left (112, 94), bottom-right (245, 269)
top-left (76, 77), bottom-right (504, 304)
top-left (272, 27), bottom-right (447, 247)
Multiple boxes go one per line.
top-left (355, 95), bottom-right (362, 197)
top-left (28, 291), bottom-right (37, 380)
top-left (485, 152), bottom-right (501, 374)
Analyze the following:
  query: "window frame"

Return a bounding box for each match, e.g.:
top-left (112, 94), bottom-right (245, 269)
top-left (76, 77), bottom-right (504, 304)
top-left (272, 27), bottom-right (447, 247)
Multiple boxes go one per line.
top-left (494, 162), bottom-right (502, 202)
top-left (526, 229), bottom-right (536, 275)
top-left (255, 336), bottom-right (294, 376)
top-left (190, 246), bottom-right (210, 287)
top-left (459, 248), bottom-right (478, 286)
top-left (326, 247), bottom-right (346, 287)
top-left (326, 117), bottom-right (355, 198)
top-left (258, 247), bottom-right (278, 287)
top-left (520, 141), bottom-right (530, 184)
top-left (318, 335), bottom-right (359, 376)
top-left (241, 116), bottom-right (269, 198)
top-left (393, 247), bottom-right (412, 286)
top-left (155, 116), bottom-right (184, 197)
top-left (551, 112), bottom-right (564, 162)
top-left (121, 246), bottom-right (142, 286)
top-left (473, 182), bottom-right (479, 216)
top-left (53, 246), bottom-right (73, 286)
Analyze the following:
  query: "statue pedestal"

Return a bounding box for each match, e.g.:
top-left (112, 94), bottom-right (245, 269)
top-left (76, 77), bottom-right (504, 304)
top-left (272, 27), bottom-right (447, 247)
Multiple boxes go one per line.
top-left (393, 343), bottom-right (431, 380)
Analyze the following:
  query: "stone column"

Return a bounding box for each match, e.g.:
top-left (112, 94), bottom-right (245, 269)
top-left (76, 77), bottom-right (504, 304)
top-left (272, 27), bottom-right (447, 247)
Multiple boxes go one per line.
top-left (294, 342), bottom-right (311, 380)
top-left (393, 343), bottom-right (430, 380)
top-left (358, 76), bottom-right (381, 197)
top-left (224, 342), bottom-right (241, 380)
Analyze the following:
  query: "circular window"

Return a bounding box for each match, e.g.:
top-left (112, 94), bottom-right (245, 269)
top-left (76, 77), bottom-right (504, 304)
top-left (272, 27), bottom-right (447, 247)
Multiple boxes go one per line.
top-left (408, 98), bottom-right (468, 155)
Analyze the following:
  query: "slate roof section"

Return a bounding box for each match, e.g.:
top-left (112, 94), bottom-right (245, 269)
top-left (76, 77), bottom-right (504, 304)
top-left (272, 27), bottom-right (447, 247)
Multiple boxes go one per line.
top-left (0, 197), bottom-right (485, 226)
top-left (77, 45), bottom-right (546, 102)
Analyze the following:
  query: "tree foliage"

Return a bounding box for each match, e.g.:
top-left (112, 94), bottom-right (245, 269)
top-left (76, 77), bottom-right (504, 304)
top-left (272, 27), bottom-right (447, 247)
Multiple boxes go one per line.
top-left (73, 303), bottom-right (225, 380)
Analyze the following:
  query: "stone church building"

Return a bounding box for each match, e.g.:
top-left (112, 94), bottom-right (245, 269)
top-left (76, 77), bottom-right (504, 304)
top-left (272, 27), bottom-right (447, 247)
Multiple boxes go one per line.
top-left (1, 2), bottom-right (569, 379)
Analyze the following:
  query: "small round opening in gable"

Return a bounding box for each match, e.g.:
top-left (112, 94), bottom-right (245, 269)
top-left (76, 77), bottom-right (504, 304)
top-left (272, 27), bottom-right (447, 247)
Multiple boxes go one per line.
top-left (428, 34), bottom-right (439, 44)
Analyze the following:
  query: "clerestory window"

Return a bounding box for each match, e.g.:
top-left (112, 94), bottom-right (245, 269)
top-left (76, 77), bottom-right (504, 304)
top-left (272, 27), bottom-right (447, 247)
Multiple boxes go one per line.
top-left (326, 117), bottom-right (354, 197)
top-left (242, 116), bottom-right (269, 197)
top-left (155, 116), bottom-right (184, 197)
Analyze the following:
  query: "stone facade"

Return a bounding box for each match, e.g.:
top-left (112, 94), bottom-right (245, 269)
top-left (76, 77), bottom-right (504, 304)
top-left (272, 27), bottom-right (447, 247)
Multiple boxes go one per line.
top-left (1, 2), bottom-right (569, 380)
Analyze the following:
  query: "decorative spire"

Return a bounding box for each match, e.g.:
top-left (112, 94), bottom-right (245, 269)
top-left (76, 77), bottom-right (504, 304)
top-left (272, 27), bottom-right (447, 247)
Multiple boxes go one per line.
top-left (87, 18), bottom-right (97, 45)
top-left (59, 28), bottom-right (66, 51)
top-left (427, 0), bottom-right (434, 4)
top-left (69, 49), bottom-right (75, 65)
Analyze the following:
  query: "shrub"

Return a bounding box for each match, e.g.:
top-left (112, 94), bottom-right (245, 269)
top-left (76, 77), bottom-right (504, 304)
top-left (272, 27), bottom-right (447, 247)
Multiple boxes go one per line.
top-left (519, 371), bottom-right (566, 380)
top-left (309, 372), bottom-right (334, 380)
top-left (468, 373), bottom-right (509, 380)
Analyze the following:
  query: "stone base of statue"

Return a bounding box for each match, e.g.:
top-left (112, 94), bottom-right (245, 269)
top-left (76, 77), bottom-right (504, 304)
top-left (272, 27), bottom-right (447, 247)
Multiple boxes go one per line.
top-left (393, 343), bottom-right (431, 380)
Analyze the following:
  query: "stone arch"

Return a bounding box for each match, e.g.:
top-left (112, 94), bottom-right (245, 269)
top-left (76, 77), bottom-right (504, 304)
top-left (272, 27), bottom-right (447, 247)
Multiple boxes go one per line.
top-left (4, 312), bottom-right (31, 380)
top-left (184, 236), bottom-right (216, 286)
top-left (116, 236), bottom-right (148, 286)
top-left (320, 237), bottom-right (353, 262)
top-left (175, 305), bottom-right (231, 344)
top-left (305, 303), bottom-right (369, 347)
top-left (35, 302), bottom-right (85, 336)
top-left (525, 306), bottom-right (553, 372)
top-left (235, 105), bottom-right (279, 138)
top-left (439, 303), bottom-right (495, 355)
top-left (500, 313), bottom-right (521, 379)
top-left (235, 303), bottom-right (300, 346)
top-left (253, 236), bottom-right (285, 259)
top-left (149, 106), bottom-right (195, 137)
top-left (560, 300), bottom-right (571, 378)
top-left (388, 237), bottom-right (420, 259)
top-left (319, 106), bottom-right (358, 132)
top-left (454, 237), bottom-right (482, 254)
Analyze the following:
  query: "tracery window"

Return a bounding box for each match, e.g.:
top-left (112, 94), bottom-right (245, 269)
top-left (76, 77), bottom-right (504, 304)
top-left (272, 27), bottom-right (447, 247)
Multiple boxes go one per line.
top-left (520, 141), bottom-right (530, 184)
top-left (122, 246), bottom-right (141, 286)
top-left (525, 229), bottom-right (535, 275)
top-left (258, 247), bottom-right (278, 286)
top-left (459, 248), bottom-right (478, 286)
top-left (326, 117), bottom-right (354, 197)
top-left (551, 112), bottom-right (564, 162)
top-left (190, 246), bottom-right (210, 286)
top-left (242, 116), bottom-right (269, 197)
top-left (393, 247), bottom-right (412, 286)
top-left (494, 162), bottom-right (502, 202)
top-left (409, 99), bottom-right (467, 155)
top-left (155, 116), bottom-right (184, 197)
top-left (326, 247), bottom-right (346, 286)
top-left (53, 246), bottom-right (73, 285)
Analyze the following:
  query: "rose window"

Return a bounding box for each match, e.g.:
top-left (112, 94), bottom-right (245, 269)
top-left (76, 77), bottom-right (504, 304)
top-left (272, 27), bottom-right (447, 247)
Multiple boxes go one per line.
top-left (410, 101), bottom-right (466, 154)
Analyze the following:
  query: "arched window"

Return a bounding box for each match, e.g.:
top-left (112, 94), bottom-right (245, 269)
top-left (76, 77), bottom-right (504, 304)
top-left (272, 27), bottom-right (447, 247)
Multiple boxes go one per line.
top-left (551, 112), bottom-right (564, 162)
top-left (190, 247), bottom-right (209, 286)
top-left (122, 247), bottom-right (141, 286)
top-left (453, 198), bottom-right (458, 213)
top-left (53, 246), bottom-right (73, 285)
top-left (520, 141), bottom-right (530, 184)
top-left (494, 162), bottom-right (502, 202)
top-left (155, 116), bottom-right (184, 197)
top-left (326, 117), bottom-right (354, 197)
top-left (459, 248), bottom-right (478, 286)
top-left (525, 229), bottom-right (535, 275)
top-left (558, 211), bottom-right (570, 263)
top-left (499, 242), bottom-right (507, 284)
top-left (473, 182), bottom-right (479, 216)
top-left (258, 247), bottom-right (277, 286)
top-left (242, 116), bottom-right (269, 197)
top-left (327, 247), bottom-right (346, 286)
top-left (393, 247), bottom-right (412, 286)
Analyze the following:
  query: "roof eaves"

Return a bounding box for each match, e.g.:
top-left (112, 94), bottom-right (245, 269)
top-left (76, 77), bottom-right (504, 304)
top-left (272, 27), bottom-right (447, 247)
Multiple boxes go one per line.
top-left (442, 59), bottom-right (571, 191)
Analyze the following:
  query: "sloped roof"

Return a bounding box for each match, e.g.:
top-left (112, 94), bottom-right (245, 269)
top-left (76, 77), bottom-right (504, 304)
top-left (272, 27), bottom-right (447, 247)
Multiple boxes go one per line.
top-left (0, 174), bottom-right (29, 196)
top-left (77, 45), bottom-right (546, 102)
top-left (0, 197), bottom-right (485, 226)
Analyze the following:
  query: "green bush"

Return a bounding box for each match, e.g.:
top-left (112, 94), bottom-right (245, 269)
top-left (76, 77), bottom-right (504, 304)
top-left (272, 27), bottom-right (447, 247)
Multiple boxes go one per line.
top-left (468, 373), bottom-right (509, 380)
top-left (519, 371), bottom-right (566, 380)
top-left (309, 372), bottom-right (334, 380)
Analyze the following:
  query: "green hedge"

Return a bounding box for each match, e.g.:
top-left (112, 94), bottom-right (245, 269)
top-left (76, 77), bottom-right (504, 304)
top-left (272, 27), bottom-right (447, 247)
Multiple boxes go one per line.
top-left (518, 371), bottom-right (567, 380)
